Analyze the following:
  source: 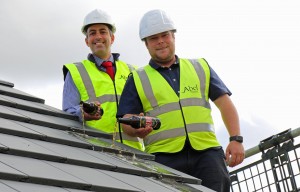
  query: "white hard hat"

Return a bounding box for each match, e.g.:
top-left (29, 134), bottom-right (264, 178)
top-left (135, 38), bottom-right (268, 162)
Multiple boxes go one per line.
top-left (81, 9), bottom-right (116, 35)
top-left (139, 9), bottom-right (176, 40)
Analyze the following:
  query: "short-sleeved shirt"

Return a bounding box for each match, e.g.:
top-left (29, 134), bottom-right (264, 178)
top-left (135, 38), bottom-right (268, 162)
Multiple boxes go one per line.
top-left (116, 56), bottom-right (231, 117)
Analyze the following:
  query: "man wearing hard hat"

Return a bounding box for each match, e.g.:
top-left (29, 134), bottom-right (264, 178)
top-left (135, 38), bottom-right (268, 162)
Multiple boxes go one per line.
top-left (117, 9), bottom-right (245, 191)
top-left (62, 9), bottom-right (143, 151)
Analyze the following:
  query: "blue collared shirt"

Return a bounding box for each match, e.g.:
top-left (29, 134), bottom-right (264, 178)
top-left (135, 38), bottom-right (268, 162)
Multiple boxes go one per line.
top-left (116, 56), bottom-right (231, 117)
top-left (62, 53), bottom-right (116, 121)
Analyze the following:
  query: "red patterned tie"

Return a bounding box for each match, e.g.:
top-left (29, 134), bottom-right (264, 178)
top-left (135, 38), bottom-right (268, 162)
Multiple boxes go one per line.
top-left (102, 61), bottom-right (114, 80)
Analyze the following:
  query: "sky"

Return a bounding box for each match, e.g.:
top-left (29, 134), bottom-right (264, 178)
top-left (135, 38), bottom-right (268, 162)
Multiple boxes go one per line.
top-left (1, 0), bottom-right (300, 170)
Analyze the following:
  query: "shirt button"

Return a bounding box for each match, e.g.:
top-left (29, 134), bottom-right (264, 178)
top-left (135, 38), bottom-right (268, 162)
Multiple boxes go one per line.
top-left (173, 79), bottom-right (176, 82)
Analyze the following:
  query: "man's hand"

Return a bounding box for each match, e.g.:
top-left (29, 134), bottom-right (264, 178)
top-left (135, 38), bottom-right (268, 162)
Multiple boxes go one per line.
top-left (225, 141), bottom-right (245, 167)
top-left (135, 126), bottom-right (153, 138)
top-left (121, 113), bottom-right (153, 138)
top-left (83, 101), bottom-right (102, 121)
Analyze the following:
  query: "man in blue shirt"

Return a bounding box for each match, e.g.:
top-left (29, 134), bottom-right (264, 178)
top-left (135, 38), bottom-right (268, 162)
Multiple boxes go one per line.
top-left (62, 9), bottom-right (143, 150)
top-left (117, 9), bottom-right (245, 191)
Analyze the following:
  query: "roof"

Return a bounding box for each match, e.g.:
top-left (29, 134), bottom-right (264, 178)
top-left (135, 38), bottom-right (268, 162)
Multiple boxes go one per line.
top-left (0, 79), bottom-right (215, 192)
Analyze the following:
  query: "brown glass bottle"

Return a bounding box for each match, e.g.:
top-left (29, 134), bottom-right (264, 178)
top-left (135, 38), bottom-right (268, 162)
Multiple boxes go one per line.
top-left (118, 116), bottom-right (161, 130)
top-left (80, 101), bottom-right (104, 116)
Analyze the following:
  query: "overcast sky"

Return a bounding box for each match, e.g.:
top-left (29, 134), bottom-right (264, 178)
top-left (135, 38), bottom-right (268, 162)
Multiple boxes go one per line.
top-left (1, 0), bottom-right (300, 169)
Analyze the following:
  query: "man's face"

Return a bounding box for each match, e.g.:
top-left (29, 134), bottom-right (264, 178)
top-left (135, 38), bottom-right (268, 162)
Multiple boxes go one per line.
top-left (145, 31), bottom-right (175, 65)
top-left (85, 24), bottom-right (114, 59)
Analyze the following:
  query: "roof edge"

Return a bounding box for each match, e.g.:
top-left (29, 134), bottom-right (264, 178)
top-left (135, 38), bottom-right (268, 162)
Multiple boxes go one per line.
top-left (0, 80), bottom-right (14, 88)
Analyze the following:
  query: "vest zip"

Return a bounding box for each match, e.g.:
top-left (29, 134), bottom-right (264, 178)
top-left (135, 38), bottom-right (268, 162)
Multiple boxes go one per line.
top-left (112, 77), bottom-right (123, 143)
top-left (178, 100), bottom-right (189, 140)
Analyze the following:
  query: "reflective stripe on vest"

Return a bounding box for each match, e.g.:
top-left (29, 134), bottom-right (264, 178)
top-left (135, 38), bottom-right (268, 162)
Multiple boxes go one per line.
top-left (133, 58), bottom-right (220, 153)
top-left (65, 60), bottom-right (143, 150)
top-left (74, 62), bottom-right (121, 103)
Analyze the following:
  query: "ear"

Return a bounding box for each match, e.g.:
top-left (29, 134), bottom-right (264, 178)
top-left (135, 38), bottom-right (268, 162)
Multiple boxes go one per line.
top-left (145, 40), bottom-right (149, 49)
top-left (172, 32), bottom-right (176, 40)
top-left (85, 37), bottom-right (89, 47)
top-left (110, 34), bottom-right (115, 44)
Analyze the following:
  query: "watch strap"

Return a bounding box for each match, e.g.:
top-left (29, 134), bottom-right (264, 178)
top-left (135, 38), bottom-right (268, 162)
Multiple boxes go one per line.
top-left (230, 135), bottom-right (243, 143)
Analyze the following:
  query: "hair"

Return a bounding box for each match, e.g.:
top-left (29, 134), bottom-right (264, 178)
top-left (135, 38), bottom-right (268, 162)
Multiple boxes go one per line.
top-left (143, 30), bottom-right (176, 43)
top-left (84, 23), bottom-right (113, 37)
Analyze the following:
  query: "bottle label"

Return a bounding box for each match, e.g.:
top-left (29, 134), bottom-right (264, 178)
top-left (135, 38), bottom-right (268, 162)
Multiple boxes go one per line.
top-left (144, 117), bottom-right (152, 128)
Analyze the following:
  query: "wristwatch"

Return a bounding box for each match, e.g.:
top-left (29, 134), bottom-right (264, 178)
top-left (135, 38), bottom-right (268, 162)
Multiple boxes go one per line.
top-left (230, 135), bottom-right (243, 143)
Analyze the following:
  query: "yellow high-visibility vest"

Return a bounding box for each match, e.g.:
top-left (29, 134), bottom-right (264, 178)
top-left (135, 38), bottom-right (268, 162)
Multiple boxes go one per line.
top-left (65, 59), bottom-right (143, 150)
top-left (132, 58), bottom-right (220, 153)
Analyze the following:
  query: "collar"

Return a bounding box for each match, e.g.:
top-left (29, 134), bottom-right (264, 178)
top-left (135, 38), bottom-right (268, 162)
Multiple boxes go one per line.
top-left (87, 53), bottom-right (120, 66)
top-left (149, 55), bottom-right (179, 69)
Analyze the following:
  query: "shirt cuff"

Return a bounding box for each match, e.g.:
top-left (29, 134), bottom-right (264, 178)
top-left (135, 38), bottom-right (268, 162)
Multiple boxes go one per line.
top-left (75, 106), bottom-right (83, 122)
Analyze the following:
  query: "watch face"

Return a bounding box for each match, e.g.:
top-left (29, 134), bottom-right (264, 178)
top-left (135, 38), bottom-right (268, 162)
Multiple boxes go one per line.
top-left (236, 137), bottom-right (243, 142)
top-left (230, 136), bottom-right (243, 143)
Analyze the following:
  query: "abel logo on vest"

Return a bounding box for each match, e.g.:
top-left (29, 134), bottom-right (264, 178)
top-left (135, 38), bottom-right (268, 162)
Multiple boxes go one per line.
top-left (118, 74), bottom-right (128, 81)
top-left (182, 84), bottom-right (199, 94)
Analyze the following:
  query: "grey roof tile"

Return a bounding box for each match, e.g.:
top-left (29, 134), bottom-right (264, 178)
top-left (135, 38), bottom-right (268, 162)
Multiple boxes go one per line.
top-left (0, 153), bottom-right (90, 189)
top-left (101, 170), bottom-right (181, 192)
top-left (47, 161), bottom-right (142, 192)
top-left (0, 118), bottom-right (42, 137)
top-left (0, 80), bottom-right (14, 87)
top-left (0, 157), bottom-right (28, 178)
top-left (0, 94), bottom-right (75, 120)
top-left (0, 105), bottom-right (29, 121)
top-left (0, 179), bottom-right (79, 192)
top-left (0, 181), bottom-right (19, 192)
top-left (0, 134), bottom-right (65, 161)
top-left (0, 84), bottom-right (44, 103)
